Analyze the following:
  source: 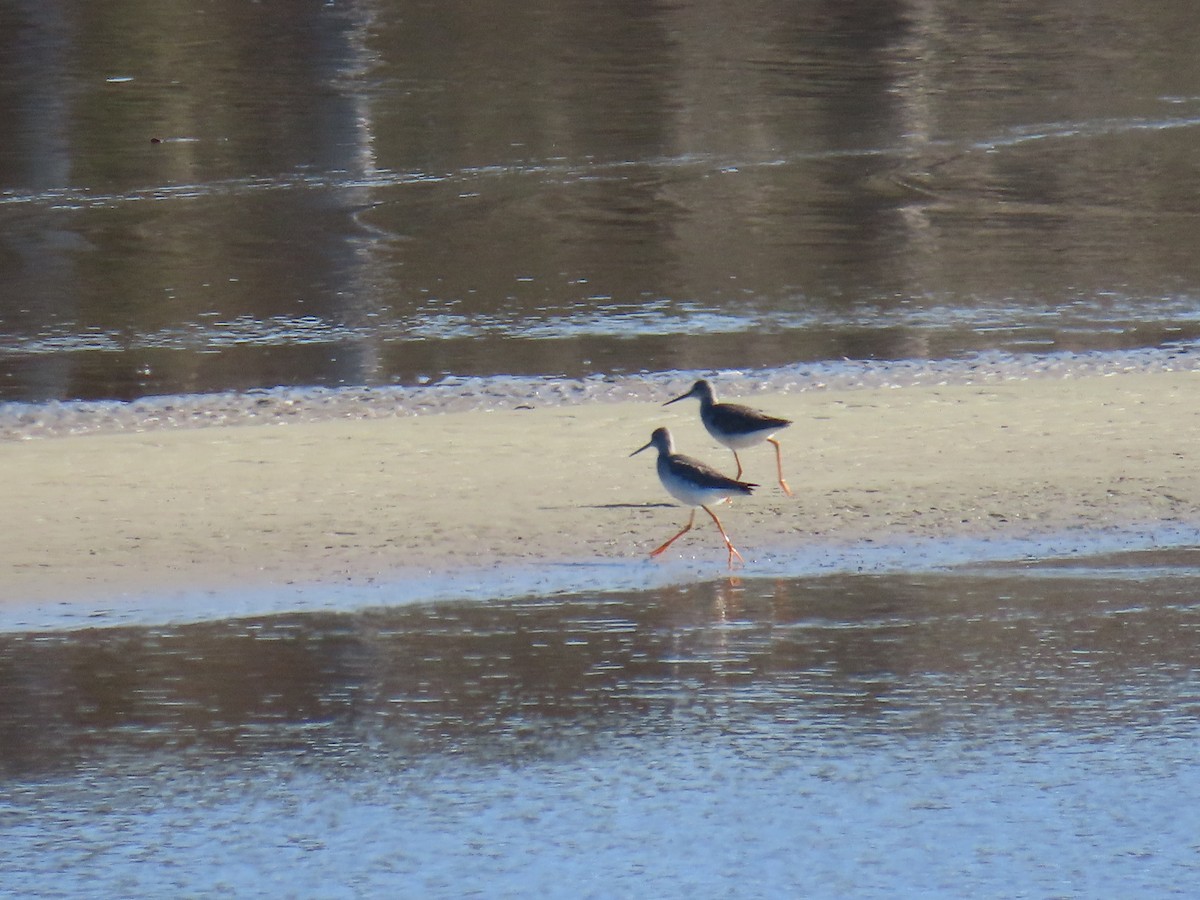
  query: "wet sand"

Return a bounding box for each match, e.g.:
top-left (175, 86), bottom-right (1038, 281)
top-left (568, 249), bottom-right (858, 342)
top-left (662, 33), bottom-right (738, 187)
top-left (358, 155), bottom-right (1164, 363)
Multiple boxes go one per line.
top-left (4, 369), bottom-right (1200, 614)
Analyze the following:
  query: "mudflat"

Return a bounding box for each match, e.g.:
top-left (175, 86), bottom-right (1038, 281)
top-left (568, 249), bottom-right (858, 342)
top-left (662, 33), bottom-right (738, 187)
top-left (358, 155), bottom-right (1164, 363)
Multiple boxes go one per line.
top-left (3, 370), bottom-right (1199, 608)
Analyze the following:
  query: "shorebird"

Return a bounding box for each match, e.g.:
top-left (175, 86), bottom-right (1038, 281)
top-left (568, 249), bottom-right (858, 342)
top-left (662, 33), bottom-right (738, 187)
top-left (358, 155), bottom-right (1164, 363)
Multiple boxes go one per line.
top-left (631, 426), bottom-right (756, 567)
top-left (664, 379), bottom-right (793, 495)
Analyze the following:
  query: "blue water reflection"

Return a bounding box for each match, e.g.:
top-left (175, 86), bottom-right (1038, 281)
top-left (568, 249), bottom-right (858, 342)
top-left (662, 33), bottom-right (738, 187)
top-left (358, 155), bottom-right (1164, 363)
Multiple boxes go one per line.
top-left (1, 566), bottom-right (1198, 895)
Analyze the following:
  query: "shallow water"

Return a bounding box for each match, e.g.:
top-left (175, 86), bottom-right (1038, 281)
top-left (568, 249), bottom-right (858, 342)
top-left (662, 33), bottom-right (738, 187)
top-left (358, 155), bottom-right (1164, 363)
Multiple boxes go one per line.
top-left (4, 0), bottom-right (1200, 401)
top-left (5, 6), bottom-right (1200, 893)
top-left (2, 558), bottom-right (1199, 896)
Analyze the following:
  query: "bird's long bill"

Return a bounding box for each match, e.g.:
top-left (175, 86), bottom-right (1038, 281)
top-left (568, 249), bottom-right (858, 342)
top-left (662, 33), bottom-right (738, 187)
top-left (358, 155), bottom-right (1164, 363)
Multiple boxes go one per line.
top-left (662, 389), bottom-right (690, 407)
top-left (630, 440), bottom-right (654, 457)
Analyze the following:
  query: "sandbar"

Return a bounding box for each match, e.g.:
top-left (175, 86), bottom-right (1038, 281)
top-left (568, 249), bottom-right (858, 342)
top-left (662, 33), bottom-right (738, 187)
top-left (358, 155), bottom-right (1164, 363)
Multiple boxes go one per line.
top-left (3, 369), bottom-right (1200, 621)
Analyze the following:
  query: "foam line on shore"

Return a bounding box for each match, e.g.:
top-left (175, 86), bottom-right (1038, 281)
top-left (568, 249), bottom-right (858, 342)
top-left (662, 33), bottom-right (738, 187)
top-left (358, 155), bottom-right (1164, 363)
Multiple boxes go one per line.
top-left (3, 346), bottom-right (1197, 441)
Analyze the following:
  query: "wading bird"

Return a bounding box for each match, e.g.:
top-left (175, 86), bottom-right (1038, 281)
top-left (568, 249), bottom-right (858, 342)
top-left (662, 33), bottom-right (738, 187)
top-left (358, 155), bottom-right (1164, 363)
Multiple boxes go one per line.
top-left (631, 427), bottom-right (756, 567)
top-left (664, 379), bottom-right (792, 495)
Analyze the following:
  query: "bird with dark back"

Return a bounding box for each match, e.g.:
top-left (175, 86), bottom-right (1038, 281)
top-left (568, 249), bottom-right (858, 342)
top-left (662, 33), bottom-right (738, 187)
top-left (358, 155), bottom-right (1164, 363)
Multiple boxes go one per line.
top-left (631, 426), bottom-right (756, 567)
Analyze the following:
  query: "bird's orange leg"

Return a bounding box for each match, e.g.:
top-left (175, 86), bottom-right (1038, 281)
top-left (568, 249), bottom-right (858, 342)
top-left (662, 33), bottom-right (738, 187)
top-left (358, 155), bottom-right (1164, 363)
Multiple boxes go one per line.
top-left (650, 509), bottom-right (696, 557)
top-left (768, 437), bottom-right (792, 496)
top-left (731, 450), bottom-right (744, 480)
top-left (702, 504), bottom-right (746, 568)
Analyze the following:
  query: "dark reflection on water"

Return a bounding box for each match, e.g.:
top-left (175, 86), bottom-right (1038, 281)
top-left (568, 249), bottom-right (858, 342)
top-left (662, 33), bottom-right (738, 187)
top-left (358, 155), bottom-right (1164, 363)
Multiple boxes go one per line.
top-left (3, 572), bottom-right (1199, 779)
top-left (2, 570), bottom-right (1200, 893)
top-left (3, 1), bottom-right (1200, 400)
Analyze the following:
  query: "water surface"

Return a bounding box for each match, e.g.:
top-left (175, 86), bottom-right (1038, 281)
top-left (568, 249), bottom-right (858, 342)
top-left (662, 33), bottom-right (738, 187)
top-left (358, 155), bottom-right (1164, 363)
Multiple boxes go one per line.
top-left (3, 0), bottom-right (1200, 400)
top-left (4, 7), bottom-right (1200, 894)
top-left (2, 560), bottom-right (1198, 896)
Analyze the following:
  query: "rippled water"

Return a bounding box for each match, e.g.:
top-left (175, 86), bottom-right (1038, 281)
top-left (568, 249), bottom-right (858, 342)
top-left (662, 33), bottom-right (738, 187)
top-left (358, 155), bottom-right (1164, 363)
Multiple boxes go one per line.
top-left (2, 559), bottom-right (1199, 895)
top-left (3, 0), bottom-right (1200, 400)
top-left (5, 5), bottom-right (1200, 894)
